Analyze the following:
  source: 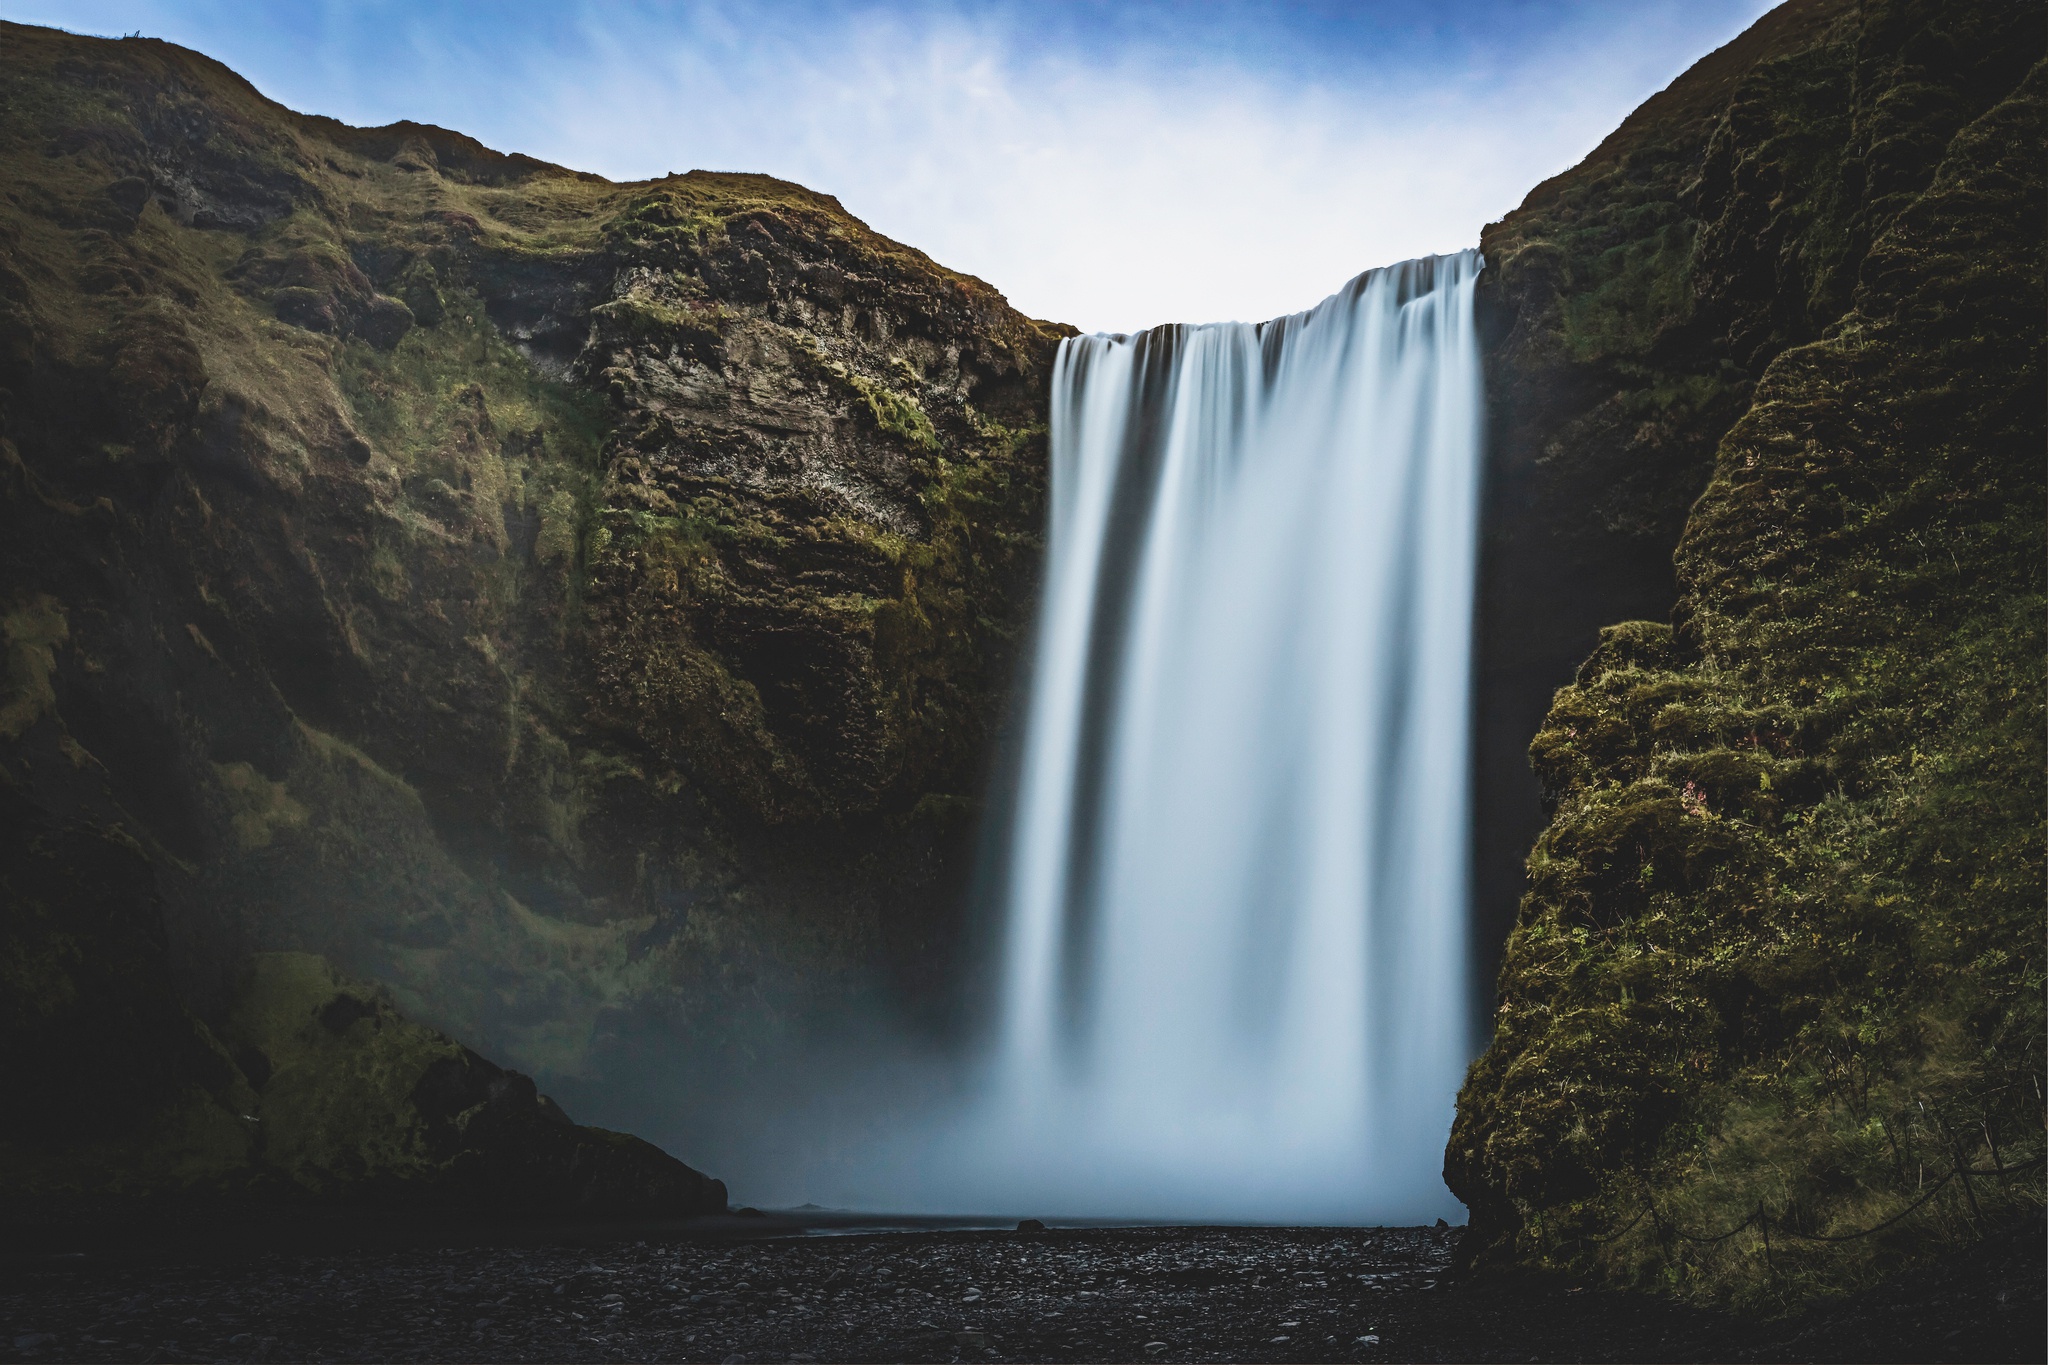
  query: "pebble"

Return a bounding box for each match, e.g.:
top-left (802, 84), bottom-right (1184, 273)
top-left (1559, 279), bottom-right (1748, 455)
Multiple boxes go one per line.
top-left (0, 1221), bottom-right (1820, 1363)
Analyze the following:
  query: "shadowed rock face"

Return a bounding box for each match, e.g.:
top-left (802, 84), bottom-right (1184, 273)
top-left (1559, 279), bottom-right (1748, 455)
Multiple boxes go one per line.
top-left (1456, 0), bottom-right (2043, 1306)
top-left (1468, 0), bottom-right (1861, 1005)
top-left (0, 20), bottom-right (1063, 1202)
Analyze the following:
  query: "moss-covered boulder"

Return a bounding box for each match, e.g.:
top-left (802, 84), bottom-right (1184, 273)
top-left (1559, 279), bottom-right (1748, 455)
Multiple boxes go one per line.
top-left (219, 953), bottom-right (726, 1212)
top-left (4, 949), bottom-right (725, 1213)
top-left (1454, 0), bottom-right (2044, 1307)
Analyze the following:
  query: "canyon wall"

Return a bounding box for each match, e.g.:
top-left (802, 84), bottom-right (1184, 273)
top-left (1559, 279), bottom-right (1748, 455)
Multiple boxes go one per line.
top-left (1456, 0), bottom-right (2043, 1306)
top-left (0, 20), bottom-right (1063, 1204)
top-left (2, 0), bottom-right (2038, 1298)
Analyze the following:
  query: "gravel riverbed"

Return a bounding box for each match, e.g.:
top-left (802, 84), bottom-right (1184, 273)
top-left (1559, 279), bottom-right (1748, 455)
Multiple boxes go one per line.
top-left (2, 1219), bottom-right (2038, 1363)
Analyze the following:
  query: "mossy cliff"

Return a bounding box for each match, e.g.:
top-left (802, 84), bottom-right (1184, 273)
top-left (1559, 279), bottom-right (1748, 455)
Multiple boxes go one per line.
top-left (1455, 0), bottom-right (2043, 1307)
top-left (4, 1), bottom-right (2037, 1273)
top-left (0, 20), bottom-right (1063, 1201)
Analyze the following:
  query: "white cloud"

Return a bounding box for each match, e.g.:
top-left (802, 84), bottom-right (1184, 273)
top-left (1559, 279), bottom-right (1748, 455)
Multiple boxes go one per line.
top-left (496, 2), bottom-right (1776, 331)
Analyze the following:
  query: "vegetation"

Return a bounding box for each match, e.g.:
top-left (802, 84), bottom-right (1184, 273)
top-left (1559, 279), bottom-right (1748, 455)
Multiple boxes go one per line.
top-left (1451, 0), bottom-right (2044, 1307)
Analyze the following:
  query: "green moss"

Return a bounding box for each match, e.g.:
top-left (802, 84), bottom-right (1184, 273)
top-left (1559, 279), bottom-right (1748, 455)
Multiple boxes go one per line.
top-left (211, 760), bottom-right (309, 850)
top-left (840, 366), bottom-right (940, 452)
top-left (589, 293), bottom-right (723, 359)
top-left (534, 487), bottom-right (580, 567)
top-left (1559, 219), bottom-right (1698, 363)
top-left (1453, 20), bottom-right (2046, 1307)
top-left (336, 290), bottom-right (607, 473)
top-left (218, 952), bottom-right (463, 1191)
top-left (604, 193), bottom-right (726, 264)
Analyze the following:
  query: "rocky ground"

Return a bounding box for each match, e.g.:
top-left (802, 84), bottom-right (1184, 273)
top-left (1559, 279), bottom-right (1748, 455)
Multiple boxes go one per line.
top-left (1, 1217), bottom-right (2038, 1364)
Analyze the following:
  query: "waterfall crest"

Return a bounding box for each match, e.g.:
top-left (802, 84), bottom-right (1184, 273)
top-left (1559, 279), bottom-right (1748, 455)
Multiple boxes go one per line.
top-left (984, 251), bottom-right (1484, 1221)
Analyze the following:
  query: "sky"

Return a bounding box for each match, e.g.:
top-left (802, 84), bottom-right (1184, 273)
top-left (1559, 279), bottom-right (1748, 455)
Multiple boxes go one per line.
top-left (9, 1), bottom-right (1780, 332)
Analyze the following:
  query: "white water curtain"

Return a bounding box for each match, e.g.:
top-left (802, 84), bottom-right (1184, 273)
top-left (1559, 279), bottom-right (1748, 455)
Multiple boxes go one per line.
top-left (983, 251), bottom-right (1483, 1222)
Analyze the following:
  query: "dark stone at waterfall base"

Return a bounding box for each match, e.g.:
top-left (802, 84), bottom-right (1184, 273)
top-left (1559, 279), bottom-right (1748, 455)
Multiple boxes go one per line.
top-left (1, 1220), bottom-right (2036, 1364)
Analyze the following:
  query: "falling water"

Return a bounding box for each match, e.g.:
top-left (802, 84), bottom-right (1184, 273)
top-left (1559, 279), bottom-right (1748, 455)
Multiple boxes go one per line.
top-left (977, 252), bottom-right (1484, 1222)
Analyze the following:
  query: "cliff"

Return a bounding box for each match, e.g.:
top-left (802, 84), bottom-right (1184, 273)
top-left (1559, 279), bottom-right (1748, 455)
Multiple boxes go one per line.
top-left (1455, 0), bottom-right (2044, 1306)
top-left (3, 2), bottom-right (2037, 1289)
top-left (0, 20), bottom-right (1064, 1204)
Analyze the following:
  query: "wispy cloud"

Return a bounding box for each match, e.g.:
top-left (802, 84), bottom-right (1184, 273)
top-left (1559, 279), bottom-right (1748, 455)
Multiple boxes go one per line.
top-left (11, 0), bottom-right (1777, 330)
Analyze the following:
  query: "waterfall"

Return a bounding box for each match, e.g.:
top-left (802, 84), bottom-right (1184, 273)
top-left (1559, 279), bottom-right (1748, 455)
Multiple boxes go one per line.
top-left (981, 251), bottom-right (1483, 1222)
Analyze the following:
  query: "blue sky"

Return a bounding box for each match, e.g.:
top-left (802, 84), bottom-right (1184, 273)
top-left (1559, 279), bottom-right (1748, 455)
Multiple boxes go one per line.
top-left (11, 1), bottom-right (1779, 330)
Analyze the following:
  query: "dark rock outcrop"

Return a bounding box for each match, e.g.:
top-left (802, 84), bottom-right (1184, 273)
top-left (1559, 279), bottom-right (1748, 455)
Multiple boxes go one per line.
top-left (1456, 0), bottom-right (2043, 1306)
top-left (218, 953), bottom-right (728, 1214)
top-left (3, 947), bottom-right (726, 1213)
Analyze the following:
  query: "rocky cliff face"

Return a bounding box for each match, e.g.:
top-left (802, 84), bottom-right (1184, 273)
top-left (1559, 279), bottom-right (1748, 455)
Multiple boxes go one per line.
top-left (4, 3), bottom-right (2035, 1286)
top-left (1467, 0), bottom-right (1858, 993)
top-left (1456, 0), bottom-right (2043, 1306)
top-left (0, 21), bottom-right (1063, 1202)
